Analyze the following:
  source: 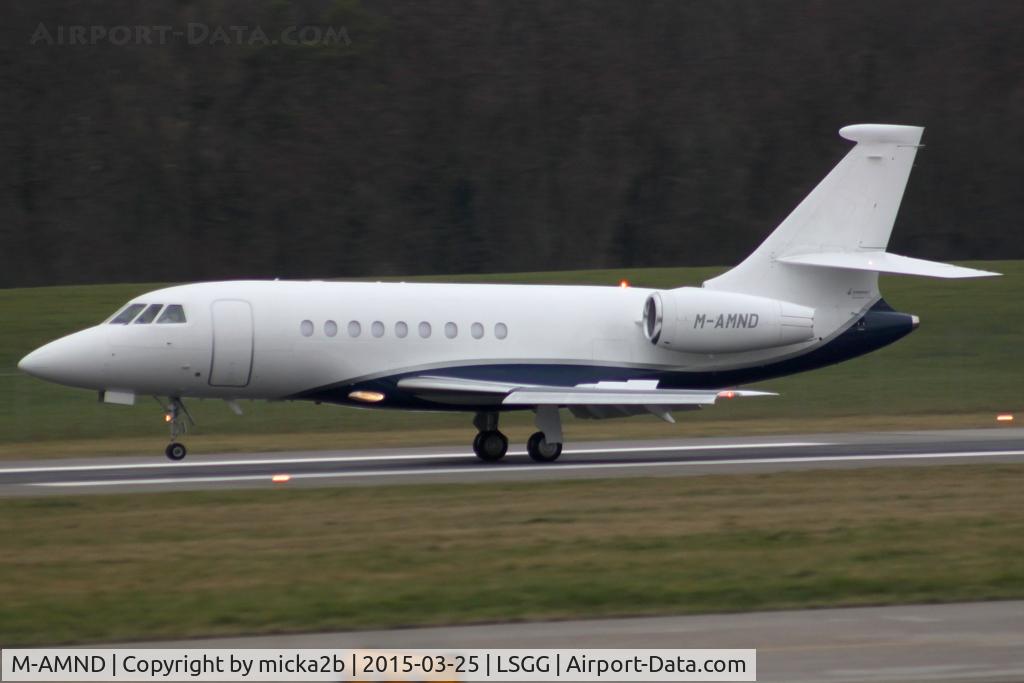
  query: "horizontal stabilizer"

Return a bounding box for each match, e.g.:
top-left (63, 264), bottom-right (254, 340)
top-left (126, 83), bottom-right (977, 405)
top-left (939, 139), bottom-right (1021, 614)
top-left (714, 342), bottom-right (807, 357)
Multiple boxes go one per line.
top-left (776, 252), bottom-right (1000, 279)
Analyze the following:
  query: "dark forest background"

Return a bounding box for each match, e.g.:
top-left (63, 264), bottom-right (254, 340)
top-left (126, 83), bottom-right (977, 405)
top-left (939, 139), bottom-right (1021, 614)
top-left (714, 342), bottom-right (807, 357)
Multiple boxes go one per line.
top-left (1, 1), bottom-right (1021, 287)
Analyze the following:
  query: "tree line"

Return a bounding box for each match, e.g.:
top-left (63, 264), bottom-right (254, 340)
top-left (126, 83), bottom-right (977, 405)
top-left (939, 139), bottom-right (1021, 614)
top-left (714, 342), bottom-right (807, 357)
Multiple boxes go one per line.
top-left (1, 0), bottom-right (1021, 287)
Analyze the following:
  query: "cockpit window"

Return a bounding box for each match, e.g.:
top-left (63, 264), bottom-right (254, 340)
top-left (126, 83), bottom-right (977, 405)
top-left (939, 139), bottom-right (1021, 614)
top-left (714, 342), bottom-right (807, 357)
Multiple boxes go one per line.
top-left (134, 304), bottom-right (164, 324)
top-left (156, 304), bottom-right (187, 324)
top-left (109, 303), bottom-right (146, 324)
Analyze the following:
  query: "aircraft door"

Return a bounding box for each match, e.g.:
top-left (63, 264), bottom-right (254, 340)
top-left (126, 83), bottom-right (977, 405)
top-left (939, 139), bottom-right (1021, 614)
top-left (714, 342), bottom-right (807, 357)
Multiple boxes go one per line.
top-left (209, 300), bottom-right (254, 387)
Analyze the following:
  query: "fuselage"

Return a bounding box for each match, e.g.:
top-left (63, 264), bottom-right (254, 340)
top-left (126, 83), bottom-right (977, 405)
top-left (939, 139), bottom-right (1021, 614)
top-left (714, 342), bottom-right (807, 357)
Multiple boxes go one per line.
top-left (18, 279), bottom-right (916, 412)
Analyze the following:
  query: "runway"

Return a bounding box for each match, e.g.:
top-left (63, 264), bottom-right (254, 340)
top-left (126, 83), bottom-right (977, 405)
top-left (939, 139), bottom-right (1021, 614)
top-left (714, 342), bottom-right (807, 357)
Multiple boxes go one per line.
top-left (0, 427), bottom-right (1021, 496)
top-left (105, 600), bottom-right (1024, 682)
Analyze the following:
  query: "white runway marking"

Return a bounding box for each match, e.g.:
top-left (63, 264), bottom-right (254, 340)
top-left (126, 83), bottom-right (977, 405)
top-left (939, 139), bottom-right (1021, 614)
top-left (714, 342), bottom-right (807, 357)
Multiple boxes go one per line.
top-left (29, 448), bottom-right (1024, 489)
top-left (0, 441), bottom-right (826, 474)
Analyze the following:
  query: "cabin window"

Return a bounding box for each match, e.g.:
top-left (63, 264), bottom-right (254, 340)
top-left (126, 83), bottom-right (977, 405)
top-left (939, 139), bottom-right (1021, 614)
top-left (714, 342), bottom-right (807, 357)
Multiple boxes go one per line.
top-left (324, 320), bottom-right (338, 337)
top-left (471, 322), bottom-right (484, 339)
top-left (495, 322), bottom-right (508, 339)
top-left (156, 304), bottom-right (187, 324)
top-left (348, 321), bottom-right (362, 337)
top-left (395, 321), bottom-right (408, 338)
top-left (418, 321), bottom-right (432, 338)
top-left (109, 303), bottom-right (146, 325)
top-left (300, 320), bottom-right (314, 337)
top-left (445, 322), bottom-right (458, 339)
top-left (134, 304), bottom-right (164, 324)
top-left (371, 321), bottom-right (385, 338)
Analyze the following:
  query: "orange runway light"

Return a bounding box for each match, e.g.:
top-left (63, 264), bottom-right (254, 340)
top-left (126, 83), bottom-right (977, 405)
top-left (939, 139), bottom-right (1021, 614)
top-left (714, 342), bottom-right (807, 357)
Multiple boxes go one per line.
top-left (996, 414), bottom-right (1014, 423)
top-left (619, 279), bottom-right (630, 288)
top-left (271, 474), bottom-right (292, 484)
top-left (163, 413), bottom-right (173, 423)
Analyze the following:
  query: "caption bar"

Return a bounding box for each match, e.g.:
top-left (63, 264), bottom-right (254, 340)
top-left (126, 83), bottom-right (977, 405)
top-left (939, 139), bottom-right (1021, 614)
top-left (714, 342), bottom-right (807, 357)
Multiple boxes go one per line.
top-left (1, 648), bottom-right (755, 682)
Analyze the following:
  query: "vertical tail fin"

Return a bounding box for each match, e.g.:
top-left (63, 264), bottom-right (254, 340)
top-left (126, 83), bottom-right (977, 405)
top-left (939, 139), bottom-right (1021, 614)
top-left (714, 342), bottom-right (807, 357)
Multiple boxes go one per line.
top-left (706, 125), bottom-right (995, 307)
top-left (778, 124), bottom-right (925, 254)
top-left (704, 124), bottom-right (996, 337)
top-left (705, 124), bottom-right (925, 306)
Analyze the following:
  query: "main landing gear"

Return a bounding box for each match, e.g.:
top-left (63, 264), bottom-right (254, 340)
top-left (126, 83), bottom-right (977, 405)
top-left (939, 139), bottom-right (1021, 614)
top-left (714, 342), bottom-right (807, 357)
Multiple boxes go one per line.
top-left (527, 431), bottom-right (562, 462)
top-left (472, 407), bottom-right (564, 463)
top-left (527, 405), bottom-right (563, 462)
top-left (472, 412), bottom-right (508, 462)
top-left (158, 396), bottom-right (194, 461)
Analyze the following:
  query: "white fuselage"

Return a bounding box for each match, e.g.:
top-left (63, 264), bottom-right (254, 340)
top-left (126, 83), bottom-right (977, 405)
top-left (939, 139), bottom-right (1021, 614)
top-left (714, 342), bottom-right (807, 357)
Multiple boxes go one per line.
top-left (19, 279), bottom-right (857, 407)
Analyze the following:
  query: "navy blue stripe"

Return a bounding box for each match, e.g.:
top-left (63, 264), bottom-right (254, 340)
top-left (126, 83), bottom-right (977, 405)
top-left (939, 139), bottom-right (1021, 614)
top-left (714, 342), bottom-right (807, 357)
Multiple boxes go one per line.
top-left (295, 301), bottom-right (916, 411)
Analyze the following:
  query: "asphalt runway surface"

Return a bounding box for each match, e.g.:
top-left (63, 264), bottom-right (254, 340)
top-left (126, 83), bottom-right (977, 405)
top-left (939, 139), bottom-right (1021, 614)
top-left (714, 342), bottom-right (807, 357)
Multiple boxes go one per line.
top-left (0, 427), bottom-right (1021, 496)
top-left (11, 432), bottom-right (1024, 681)
top-left (108, 600), bottom-right (1024, 682)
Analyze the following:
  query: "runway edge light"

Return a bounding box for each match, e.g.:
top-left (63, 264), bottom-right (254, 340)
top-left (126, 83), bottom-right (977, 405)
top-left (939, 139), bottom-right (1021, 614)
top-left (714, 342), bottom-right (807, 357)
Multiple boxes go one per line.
top-left (996, 414), bottom-right (1014, 423)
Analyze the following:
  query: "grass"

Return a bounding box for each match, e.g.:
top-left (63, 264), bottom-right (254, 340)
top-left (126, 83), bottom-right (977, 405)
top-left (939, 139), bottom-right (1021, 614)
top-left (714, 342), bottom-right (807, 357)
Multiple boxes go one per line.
top-left (1, 464), bottom-right (1023, 645)
top-left (0, 262), bottom-right (1018, 458)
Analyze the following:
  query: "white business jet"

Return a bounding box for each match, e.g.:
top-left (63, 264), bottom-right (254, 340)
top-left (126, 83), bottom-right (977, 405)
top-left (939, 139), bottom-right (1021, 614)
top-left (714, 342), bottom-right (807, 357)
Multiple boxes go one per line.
top-left (19, 124), bottom-right (998, 462)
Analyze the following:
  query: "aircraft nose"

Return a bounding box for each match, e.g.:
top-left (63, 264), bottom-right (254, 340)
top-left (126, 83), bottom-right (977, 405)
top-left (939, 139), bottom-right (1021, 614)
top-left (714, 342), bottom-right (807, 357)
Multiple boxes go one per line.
top-left (18, 328), bottom-right (108, 389)
top-left (17, 348), bottom-right (44, 376)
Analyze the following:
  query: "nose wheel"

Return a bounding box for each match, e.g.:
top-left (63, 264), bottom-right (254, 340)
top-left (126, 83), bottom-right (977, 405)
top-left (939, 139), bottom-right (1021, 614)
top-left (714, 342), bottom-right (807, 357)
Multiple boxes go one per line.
top-left (158, 396), bottom-right (194, 461)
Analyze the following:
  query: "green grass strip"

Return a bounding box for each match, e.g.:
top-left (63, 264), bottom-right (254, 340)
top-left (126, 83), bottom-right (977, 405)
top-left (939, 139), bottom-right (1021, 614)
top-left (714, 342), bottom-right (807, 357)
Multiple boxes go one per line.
top-left (2, 464), bottom-right (1023, 645)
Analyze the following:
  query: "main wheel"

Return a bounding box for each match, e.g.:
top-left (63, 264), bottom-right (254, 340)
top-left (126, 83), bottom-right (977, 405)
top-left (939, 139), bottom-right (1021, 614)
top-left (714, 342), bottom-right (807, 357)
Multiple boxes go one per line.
top-left (473, 430), bottom-right (508, 462)
top-left (527, 431), bottom-right (562, 462)
top-left (165, 442), bottom-right (187, 461)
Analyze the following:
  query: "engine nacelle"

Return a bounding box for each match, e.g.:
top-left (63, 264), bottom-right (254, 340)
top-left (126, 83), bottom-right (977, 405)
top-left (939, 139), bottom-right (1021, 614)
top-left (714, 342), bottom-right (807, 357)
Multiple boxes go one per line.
top-left (642, 288), bottom-right (815, 353)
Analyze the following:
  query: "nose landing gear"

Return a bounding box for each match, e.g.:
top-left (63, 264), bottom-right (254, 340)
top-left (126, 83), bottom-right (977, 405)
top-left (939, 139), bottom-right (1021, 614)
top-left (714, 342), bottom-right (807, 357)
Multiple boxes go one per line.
top-left (165, 442), bottom-right (187, 461)
top-left (158, 397), bottom-right (194, 461)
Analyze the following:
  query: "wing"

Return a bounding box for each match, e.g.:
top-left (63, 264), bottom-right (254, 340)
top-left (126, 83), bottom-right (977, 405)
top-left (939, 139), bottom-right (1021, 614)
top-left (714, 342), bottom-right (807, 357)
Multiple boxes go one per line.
top-left (396, 375), bottom-right (774, 422)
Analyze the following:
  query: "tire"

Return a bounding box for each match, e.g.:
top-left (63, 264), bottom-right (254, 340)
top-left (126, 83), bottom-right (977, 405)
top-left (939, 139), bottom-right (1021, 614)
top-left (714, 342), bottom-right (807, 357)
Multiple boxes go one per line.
top-left (165, 442), bottom-right (187, 461)
top-left (473, 430), bottom-right (508, 462)
top-left (527, 431), bottom-right (562, 462)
